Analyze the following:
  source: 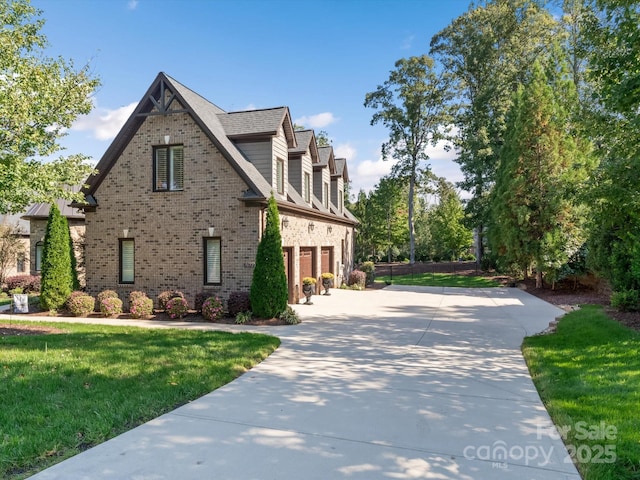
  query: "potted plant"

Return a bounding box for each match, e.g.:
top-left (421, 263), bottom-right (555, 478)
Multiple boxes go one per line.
top-left (302, 277), bottom-right (317, 305)
top-left (320, 272), bottom-right (334, 295)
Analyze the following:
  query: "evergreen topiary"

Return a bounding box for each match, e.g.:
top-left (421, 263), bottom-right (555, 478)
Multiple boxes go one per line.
top-left (40, 204), bottom-right (74, 312)
top-left (250, 194), bottom-right (288, 318)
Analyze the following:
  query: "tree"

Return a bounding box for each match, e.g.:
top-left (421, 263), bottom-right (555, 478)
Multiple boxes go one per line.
top-left (583, 0), bottom-right (640, 293)
top-left (0, 223), bottom-right (26, 286)
top-left (364, 55), bottom-right (454, 264)
top-left (489, 60), bottom-right (591, 287)
top-left (430, 0), bottom-right (557, 262)
top-left (250, 194), bottom-right (288, 318)
top-left (40, 203), bottom-right (74, 311)
top-left (428, 179), bottom-right (473, 261)
top-left (0, 0), bottom-right (99, 214)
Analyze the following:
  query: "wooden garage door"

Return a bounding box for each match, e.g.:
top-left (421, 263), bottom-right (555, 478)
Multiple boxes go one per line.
top-left (321, 247), bottom-right (332, 274)
top-left (299, 248), bottom-right (314, 295)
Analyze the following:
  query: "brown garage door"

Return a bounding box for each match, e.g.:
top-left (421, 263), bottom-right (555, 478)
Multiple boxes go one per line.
top-left (321, 247), bottom-right (332, 274)
top-left (299, 247), bottom-right (314, 296)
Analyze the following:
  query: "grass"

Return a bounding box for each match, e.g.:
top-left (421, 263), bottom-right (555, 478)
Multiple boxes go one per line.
top-left (0, 321), bottom-right (280, 479)
top-left (375, 272), bottom-right (501, 288)
top-left (522, 305), bottom-right (640, 479)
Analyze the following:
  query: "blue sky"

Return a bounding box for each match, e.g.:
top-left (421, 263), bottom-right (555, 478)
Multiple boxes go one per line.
top-left (33, 0), bottom-right (472, 197)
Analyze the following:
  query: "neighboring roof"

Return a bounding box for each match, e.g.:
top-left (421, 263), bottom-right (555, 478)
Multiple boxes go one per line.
top-left (332, 158), bottom-right (349, 183)
top-left (22, 199), bottom-right (85, 221)
top-left (0, 213), bottom-right (30, 235)
top-left (219, 108), bottom-right (296, 148)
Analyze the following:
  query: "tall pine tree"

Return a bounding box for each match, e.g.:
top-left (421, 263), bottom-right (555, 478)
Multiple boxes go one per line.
top-left (40, 203), bottom-right (74, 311)
top-left (250, 194), bottom-right (288, 318)
top-left (490, 60), bottom-right (591, 287)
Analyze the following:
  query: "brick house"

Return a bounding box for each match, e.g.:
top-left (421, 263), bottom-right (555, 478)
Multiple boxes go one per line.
top-left (75, 72), bottom-right (357, 306)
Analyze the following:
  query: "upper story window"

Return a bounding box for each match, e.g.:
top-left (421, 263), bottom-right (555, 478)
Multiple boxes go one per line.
top-left (304, 172), bottom-right (311, 203)
top-left (323, 182), bottom-right (329, 209)
top-left (276, 158), bottom-right (284, 194)
top-left (154, 145), bottom-right (184, 191)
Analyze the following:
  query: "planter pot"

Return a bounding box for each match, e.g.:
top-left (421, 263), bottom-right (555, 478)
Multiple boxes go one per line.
top-left (322, 279), bottom-right (332, 295)
top-left (302, 284), bottom-right (314, 305)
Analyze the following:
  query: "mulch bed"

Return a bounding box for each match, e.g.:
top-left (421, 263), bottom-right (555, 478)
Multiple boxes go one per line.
top-left (0, 323), bottom-right (67, 336)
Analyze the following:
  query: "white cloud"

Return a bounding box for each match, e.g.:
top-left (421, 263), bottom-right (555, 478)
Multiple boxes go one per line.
top-left (401, 34), bottom-right (415, 49)
top-left (334, 143), bottom-right (356, 160)
top-left (294, 112), bottom-right (337, 129)
top-left (71, 102), bottom-right (137, 141)
top-left (127, 0), bottom-right (138, 10)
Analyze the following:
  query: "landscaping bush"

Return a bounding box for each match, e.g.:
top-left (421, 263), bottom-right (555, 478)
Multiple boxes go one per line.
top-left (361, 261), bottom-right (375, 285)
top-left (166, 296), bottom-right (189, 319)
top-left (67, 293), bottom-right (95, 317)
top-left (235, 310), bottom-right (252, 324)
top-left (97, 290), bottom-right (119, 312)
top-left (4, 275), bottom-right (40, 294)
top-left (129, 294), bottom-right (153, 319)
top-left (227, 291), bottom-right (251, 317)
top-left (202, 296), bottom-right (224, 322)
top-left (279, 306), bottom-right (300, 325)
top-left (194, 292), bottom-right (209, 312)
top-left (158, 290), bottom-right (186, 311)
top-left (611, 289), bottom-right (639, 312)
top-left (100, 296), bottom-right (123, 317)
top-left (348, 270), bottom-right (366, 290)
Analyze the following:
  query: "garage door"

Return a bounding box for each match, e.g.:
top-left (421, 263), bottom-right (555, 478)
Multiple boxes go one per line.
top-left (299, 247), bottom-right (314, 296)
top-left (321, 247), bottom-right (332, 274)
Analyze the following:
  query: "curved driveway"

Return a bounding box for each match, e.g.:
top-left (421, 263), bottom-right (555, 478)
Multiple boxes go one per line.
top-left (30, 286), bottom-right (580, 480)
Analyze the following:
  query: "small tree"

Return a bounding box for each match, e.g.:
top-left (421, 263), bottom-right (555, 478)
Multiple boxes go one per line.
top-left (0, 223), bottom-right (26, 286)
top-left (40, 204), bottom-right (74, 311)
top-left (250, 194), bottom-right (288, 318)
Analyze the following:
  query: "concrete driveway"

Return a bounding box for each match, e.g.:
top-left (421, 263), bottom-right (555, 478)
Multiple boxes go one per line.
top-left (28, 286), bottom-right (580, 480)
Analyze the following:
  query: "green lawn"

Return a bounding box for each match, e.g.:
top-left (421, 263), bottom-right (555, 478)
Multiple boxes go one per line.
top-left (0, 321), bottom-right (280, 479)
top-left (523, 306), bottom-right (640, 479)
top-left (376, 272), bottom-right (501, 288)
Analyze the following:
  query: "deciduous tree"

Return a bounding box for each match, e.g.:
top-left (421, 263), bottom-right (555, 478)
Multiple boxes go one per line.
top-left (0, 0), bottom-right (99, 213)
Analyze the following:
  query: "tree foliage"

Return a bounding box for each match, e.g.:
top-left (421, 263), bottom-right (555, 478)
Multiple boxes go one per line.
top-left (250, 194), bottom-right (288, 318)
top-left (364, 55), bottom-right (454, 263)
top-left (40, 203), bottom-right (74, 311)
top-left (0, 0), bottom-right (99, 213)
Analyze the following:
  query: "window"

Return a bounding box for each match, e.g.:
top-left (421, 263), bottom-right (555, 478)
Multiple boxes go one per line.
top-left (154, 145), bottom-right (184, 191)
top-left (276, 158), bottom-right (284, 194)
top-left (35, 241), bottom-right (43, 272)
top-left (304, 172), bottom-right (311, 203)
top-left (204, 237), bottom-right (221, 285)
top-left (16, 253), bottom-right (25, 273)
top-left (119, 239), bottom-right (135, 284)
top-left (323, 182), bottom-right (329, 208)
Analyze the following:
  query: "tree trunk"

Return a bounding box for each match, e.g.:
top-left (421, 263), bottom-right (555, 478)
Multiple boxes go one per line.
top-left (536, 269), bottom-right (543, 289)
top-left (408, 169), bottom-right (416, 264)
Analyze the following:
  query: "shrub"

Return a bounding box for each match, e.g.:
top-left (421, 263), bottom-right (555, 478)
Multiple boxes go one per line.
top-left (611, 289), bottom-right (639, 312)
top-left (100, 297), bottom-right (123, 317)
top-left (361, 261), bottom-right (375, 285)
top-left (130, 294), bottom-right (153, 319)
top-left (67, 293), bottom-right (95, 317)
top-left (250, 194), bottom-right (288, 318)
top-left (227, 291), bottom-right (251, 317)
top-left (40, 203), bottom-right (75, 312)
top-left (4, 275), bottom-right (40, 294)
top-left (348, 270), bottom-right (366, 289)
top-left (166, 296), bottom-right (189, 319)
top-left (235, 311), bottom-right (252, 324)
top-left (128, 291), bottom-right (147, 305)
top-left (202, 296), bottom-right (224, 322)
top-left (97, 290), bottom-right (119, 303)
top-left (194, 292), bottom-right (209, 312)
top-left (158, 290), bottom-right (186, 311)
top-left (279, 306), bottom-right (300, 325)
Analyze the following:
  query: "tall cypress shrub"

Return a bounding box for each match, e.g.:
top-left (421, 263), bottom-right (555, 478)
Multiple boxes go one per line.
top-left (250, 194), bottom-right (288, 318)
top-left (40, 204), bottom-right (74, 311)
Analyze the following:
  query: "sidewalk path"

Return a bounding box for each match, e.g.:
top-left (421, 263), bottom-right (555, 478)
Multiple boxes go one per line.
top-left (22, 286), bottom-right (580, 480)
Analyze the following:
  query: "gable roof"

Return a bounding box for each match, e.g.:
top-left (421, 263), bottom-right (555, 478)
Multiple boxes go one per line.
top-left (316, 145), bottom-right (336, 174)
top-left (290, 129), bottom-right (319, 161)
top-left (332, 158), bottom-right (349, 182)
top-left (80, 72), bottom-right (273, 204)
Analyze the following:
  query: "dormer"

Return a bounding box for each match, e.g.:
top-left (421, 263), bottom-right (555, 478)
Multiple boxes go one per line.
top-left (289, 130), bottom-right (317, 207)
top-left (331, 158), bottom-right (349, 214)
top-left (314, 145), bottom-right (335, 210)
top-left (218, 107), bottom-right (296, 200)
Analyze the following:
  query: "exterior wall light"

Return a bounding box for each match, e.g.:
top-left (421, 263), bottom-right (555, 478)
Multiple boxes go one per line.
top-left (281, 217), bottom-right (289, 228)
top-left (308, 221), bottom-right (315, 232)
